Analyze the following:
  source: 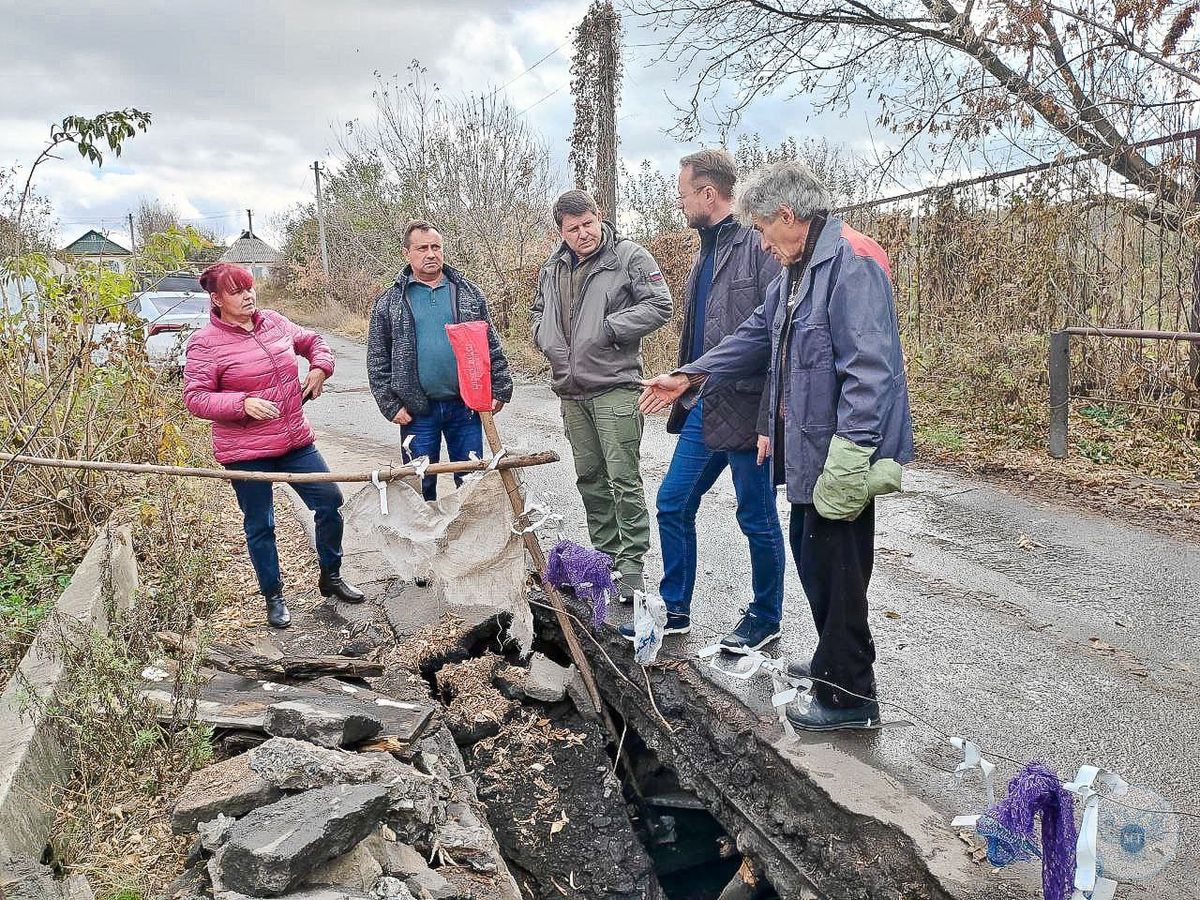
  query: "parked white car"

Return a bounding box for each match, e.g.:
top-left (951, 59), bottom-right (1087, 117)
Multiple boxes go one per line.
top-left (128, 274), bottom-right (211, 366)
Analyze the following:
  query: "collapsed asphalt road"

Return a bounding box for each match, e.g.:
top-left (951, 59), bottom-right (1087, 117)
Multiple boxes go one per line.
top-left (303, 332), bottom-right (1198, 897)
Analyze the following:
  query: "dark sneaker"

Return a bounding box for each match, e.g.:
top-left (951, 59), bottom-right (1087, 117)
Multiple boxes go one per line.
top-left (319, 570), bottom-right (365, 604)
top-left (786, 659), bottom-right (812, 680)
top-left (786, 697), bottom-right (881, 732)
top-left (619, 612), bottom-right (691, 640)
top-left (265, 592), bottom-right (291, 629)
top-left (719, 612), bottom-right (781, 653)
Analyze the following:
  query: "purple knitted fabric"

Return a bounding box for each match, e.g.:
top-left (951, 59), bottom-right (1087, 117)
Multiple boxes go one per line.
top-left (544, 540), bottom-right (616, 627)
top-left (985, 762), bottom-right (1077, 900)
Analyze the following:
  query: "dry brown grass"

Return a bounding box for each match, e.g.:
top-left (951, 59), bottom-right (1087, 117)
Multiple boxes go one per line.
top-left (260, 279), bottom-right (370, 342)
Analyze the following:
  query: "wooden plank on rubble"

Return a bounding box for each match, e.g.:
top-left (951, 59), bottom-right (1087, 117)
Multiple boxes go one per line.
top-left (139, 665), bottom-right (435, 748)
top-left (155, 630), bottom-right (384, 679)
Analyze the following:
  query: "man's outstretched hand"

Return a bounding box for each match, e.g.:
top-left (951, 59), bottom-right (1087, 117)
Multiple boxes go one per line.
top-left (639, 373), bottom-right (691, 414)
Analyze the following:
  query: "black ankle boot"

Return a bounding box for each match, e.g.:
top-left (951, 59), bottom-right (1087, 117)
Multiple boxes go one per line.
top-left (265, 592), bottom-right (291, 629)
top-left (319, 569), bottom-right (365, 604)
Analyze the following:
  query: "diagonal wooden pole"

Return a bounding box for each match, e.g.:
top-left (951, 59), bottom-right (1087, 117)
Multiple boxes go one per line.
top-left (478, 410), bottom-right (612, 723)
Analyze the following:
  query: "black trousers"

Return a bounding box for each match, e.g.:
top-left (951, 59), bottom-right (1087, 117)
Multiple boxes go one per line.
top-left (790, 502), bottom-right (877, 708)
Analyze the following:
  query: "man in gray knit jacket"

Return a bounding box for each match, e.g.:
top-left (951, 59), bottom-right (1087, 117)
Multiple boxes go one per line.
top-left (367, 220), bottom-right (513, 500)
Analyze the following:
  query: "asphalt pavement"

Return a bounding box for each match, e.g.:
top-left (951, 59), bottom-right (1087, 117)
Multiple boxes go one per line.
top-left (304, 331), bottom-right (1198, 896)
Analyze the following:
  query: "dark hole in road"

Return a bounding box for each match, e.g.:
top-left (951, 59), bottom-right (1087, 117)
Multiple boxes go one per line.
top-left (407, 601), bottom-right (779, 899)
top-left (610, 719), bottom-right (778, 900)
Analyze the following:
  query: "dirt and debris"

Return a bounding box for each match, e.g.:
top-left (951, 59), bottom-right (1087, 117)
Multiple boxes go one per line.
top-left (432, 650), bottom-right (662, 900)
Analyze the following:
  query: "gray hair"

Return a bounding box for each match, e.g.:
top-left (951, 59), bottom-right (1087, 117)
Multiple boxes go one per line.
top-left (553, 190), bottom-right (600, 229)
top-left (733, 160), bottom-right (832, 226)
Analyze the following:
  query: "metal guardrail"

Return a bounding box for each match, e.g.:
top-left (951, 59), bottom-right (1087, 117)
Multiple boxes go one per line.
top-left (1048, 328), bottom-right (1200, 458)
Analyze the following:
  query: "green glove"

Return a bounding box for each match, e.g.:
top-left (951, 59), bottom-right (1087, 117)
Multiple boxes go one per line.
top-left (812, 436), bottom-right (903, 521)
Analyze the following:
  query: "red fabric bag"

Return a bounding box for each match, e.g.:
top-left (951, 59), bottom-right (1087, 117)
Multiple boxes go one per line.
top-left (445, 321), bottom-right (493, 412)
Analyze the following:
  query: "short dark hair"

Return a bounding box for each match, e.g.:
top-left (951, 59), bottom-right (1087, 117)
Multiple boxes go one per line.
top-left (552, 190), bottom-right (600, 229)
top-left (679, 148), bottom-right (737, 199)
top-left (402, 220), bottom-right (440, 249)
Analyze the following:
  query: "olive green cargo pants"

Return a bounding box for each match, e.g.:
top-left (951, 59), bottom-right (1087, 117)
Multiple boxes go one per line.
top-left (560, 386), bottom-right (650, 592)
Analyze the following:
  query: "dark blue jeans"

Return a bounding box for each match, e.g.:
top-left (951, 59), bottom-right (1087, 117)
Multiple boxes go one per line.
top-left (656, 403), bottom-right (786, 624)
top-left (226, 443), bottom-right (344, 596)
top-left (400, 398), bottom-right (484, 500)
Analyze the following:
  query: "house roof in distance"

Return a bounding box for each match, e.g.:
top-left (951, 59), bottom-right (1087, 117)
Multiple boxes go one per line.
top-left (62, 229), bottom-right (131, 257)
top-left (219, 230), bottom-right (282, 265)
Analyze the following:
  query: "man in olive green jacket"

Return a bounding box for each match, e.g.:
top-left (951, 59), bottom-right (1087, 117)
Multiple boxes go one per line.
top-left (531, 190), bottom-right (673, 600)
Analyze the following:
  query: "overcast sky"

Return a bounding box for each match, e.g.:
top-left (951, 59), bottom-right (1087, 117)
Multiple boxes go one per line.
top-left (1, 0), bottom-right (884, 249)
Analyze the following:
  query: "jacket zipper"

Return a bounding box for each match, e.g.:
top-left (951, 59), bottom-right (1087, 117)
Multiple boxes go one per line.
top-left (565, 248), bottom-right (618, 392)
top-left (251, 320), bottom-right (301, 446)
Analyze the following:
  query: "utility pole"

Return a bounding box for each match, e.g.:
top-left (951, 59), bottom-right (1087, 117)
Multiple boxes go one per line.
top-left (311, 161), bottom-right (330, 277)
top-left (570, 2), bottom-right (621, 219)
top-left (127, 211), bottom-right (139, 284)
top-left (594, 2), bottom-right (619, 220)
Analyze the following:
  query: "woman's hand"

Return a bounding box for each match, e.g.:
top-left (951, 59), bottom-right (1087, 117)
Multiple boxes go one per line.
top-left (302, 369), bottom-right (327, 401)
top-left (244, 398), bottom-right (281, 420)
top-left (492, 399), bottom-right (506, 414)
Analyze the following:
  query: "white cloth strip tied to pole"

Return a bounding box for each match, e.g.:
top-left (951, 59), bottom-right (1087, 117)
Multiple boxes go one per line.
top-left (401, 432), bottom-right (414, 460)
top-left (411, 455), bottom-right (430, 482)
top-left (950, 736), bottom-right (998, 807)
top-left (511, 489), bottom-right (553, 535)
top-left (1065, 765), bottom-right (1127, 900)
top-left (371, 470), bottom-right (388, 516)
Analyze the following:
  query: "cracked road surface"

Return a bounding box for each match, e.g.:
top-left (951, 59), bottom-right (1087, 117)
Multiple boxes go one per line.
top-left (305, 332), bottom-right (1197, 897)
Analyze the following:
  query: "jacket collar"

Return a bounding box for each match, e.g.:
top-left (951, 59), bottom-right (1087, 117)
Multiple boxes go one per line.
top-left (781, 215), bottom-right (843, 303)
top-left (807, 215), bottom-right (844, 270)
top-left (697, 213), bottom-right (736, 249)
top-left (209, 308), bottom-right (261, 334)
top-left (395, 262), bottom-right (465, 290)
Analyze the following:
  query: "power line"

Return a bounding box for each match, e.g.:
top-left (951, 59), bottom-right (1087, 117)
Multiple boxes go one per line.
top-left (486, 39), bottom-right (572, 100)
top-left (518, 84), bottom-right (568, 116)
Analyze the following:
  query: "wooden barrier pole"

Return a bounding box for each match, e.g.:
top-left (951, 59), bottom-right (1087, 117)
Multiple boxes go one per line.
top-left (0, 450), bottom-right (559, 484)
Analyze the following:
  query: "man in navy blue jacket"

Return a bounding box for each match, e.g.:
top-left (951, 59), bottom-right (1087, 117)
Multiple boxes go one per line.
top-left (620, 149), bottom-right (785, 652)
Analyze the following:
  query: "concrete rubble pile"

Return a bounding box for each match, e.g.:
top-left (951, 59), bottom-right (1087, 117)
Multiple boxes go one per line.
top-left (163, 719), bottom-right (521, 900)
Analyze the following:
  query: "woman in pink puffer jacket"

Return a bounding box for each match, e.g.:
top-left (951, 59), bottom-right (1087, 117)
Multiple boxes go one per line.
top-left (184, 262), bottom-right (364, 628)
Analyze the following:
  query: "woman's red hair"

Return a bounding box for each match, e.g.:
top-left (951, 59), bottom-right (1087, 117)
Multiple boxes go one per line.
top-left (199, 262), bottom-right (254, 296)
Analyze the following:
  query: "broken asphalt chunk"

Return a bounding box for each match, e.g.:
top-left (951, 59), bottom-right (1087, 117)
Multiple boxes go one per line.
top-left (265, 697), bottom-right (385, 748)
top-left (172, 754), bottom-right (282, 833)
top-left (211, 783), bottom-right (390, 897)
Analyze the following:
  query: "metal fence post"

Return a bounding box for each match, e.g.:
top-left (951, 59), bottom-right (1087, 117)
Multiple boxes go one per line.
top-left (1048, 330), bottom-right (1070, 458)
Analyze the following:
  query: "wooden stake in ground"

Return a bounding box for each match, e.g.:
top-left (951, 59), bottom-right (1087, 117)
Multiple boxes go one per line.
top-left (443, 321), bottom-right (610, 720)
top-left (478, 410), bottom-right (609, 716)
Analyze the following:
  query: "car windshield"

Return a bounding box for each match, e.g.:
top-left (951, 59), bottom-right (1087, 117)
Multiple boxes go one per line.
top-left (148, 295), bottom-right (209, 316)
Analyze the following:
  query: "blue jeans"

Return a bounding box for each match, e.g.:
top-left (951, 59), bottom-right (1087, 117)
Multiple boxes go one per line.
top-left (226, 443), bottom-right (344, 596)
top-left (400, 398), bottom-right (484, 500)
top-left (656, 404), bottom-right (786, 624)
